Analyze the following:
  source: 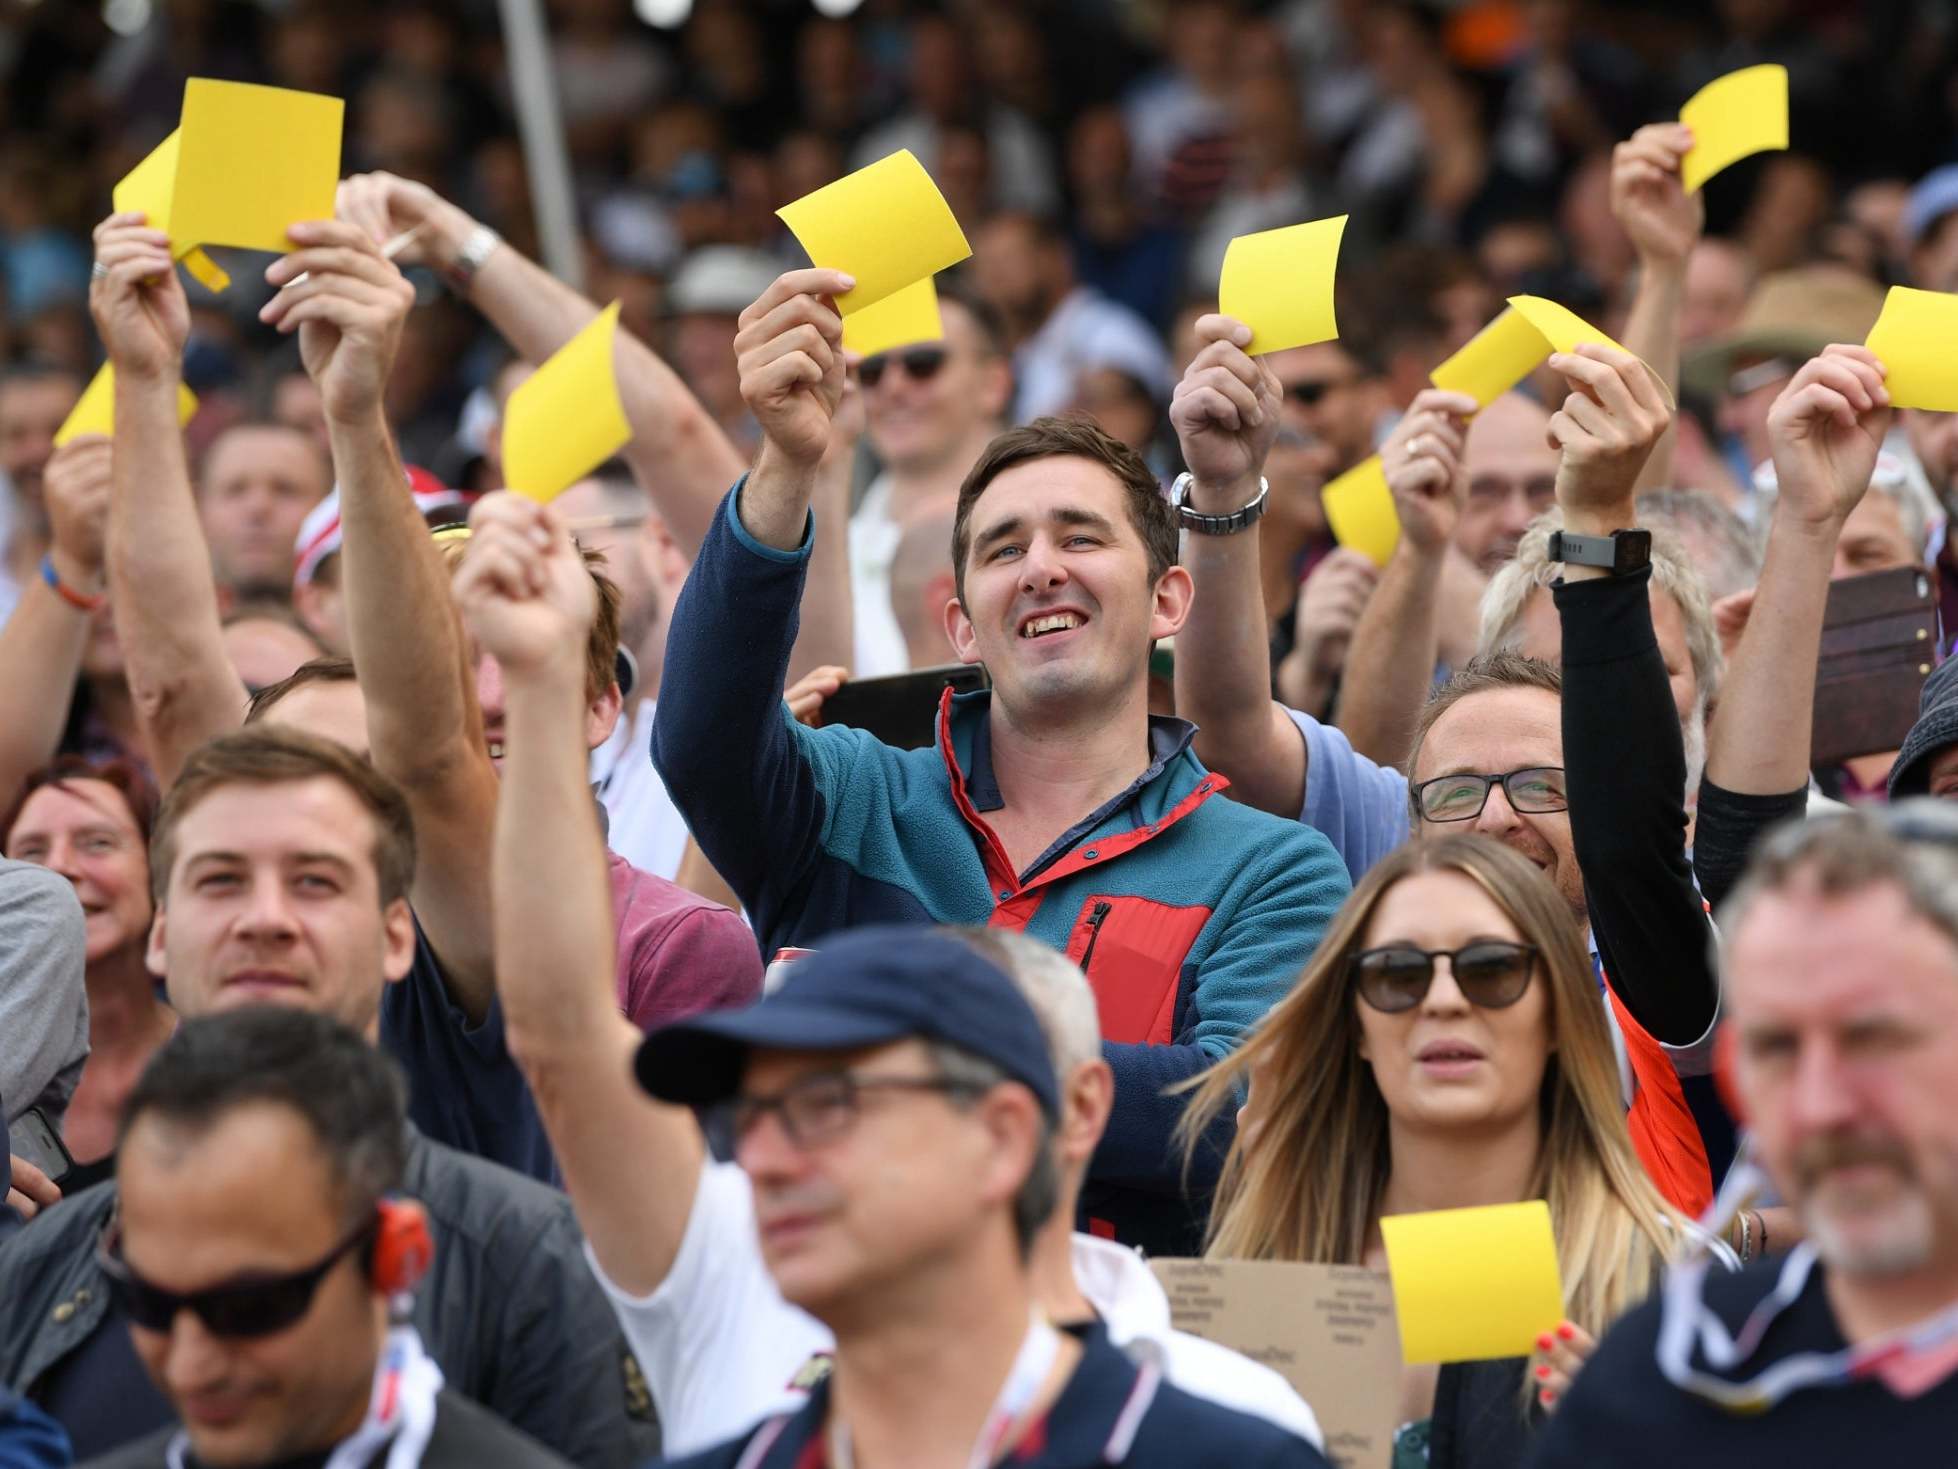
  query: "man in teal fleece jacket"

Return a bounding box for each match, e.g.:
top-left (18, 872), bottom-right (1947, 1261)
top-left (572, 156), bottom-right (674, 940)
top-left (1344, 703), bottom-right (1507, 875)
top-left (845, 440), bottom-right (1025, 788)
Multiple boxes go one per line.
top-left (652, 269), bottom-right (1349, 1253)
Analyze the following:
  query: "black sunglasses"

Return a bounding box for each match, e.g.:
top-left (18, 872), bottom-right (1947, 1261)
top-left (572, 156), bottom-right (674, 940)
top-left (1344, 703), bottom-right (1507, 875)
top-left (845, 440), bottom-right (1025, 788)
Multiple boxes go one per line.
top-left (1415, 766), bottom-right (1567, 824)
top-left (859, 346), bottom-right (948, 390)
top-left (1283, 377), bottom-right (1353, 407)
top-left (1350, 941), bottom-right (1539, 1013)
top-left (98, 1216), bottom-right (375, 1339)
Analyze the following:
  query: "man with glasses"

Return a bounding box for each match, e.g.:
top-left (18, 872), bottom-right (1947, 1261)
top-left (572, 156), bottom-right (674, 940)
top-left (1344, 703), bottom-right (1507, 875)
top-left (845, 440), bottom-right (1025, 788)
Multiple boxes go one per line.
top-left (1530, 805), bottom-right (1958, 1465)
top-left (849, 283), bottom-right (1014, 677)
top-left (83, 1007), bottom-right (570, 1469)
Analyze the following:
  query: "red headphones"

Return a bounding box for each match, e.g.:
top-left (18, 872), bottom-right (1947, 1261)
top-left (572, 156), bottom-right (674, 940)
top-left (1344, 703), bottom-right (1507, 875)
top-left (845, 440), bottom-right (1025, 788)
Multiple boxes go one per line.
top-left (367, 1198), bottom-right (434, 1296)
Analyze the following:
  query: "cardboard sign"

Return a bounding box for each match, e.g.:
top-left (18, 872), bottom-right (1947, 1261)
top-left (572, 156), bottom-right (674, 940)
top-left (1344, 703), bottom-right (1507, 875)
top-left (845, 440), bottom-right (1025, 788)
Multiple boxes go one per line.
top-left (1218, 215), bottom-right (1348, 356)
top-left (1152, 1258), bottom-right (1402, 1469)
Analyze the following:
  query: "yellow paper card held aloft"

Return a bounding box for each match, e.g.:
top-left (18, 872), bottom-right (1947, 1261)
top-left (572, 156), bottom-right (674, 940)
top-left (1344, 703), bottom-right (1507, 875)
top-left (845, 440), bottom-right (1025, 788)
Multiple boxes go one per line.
top-left (1865, 286), bottom-right (1958, 412)
top-left (1381, 1201), bottom-right (1565, 1364)
top-left (1679, 65), bottom-right (1789, 194)
top-left (1508, 296), bottom-right (1674, 406)
top-left (1218, 215), bottom-right (1348, 356)
top-left (843, 277), bottom-right (944, 359)
top-left (111, 131), bottom-right (233, 292)
top-left (1429, 307), bottom-right (1550, 407)
top-left (776, 151), bottom-right (971, 315)
top-left (503, 303), bottom-right (632, 503)
top-left (54, 364), bottom-right (198, 448)
top-left (1321, 456), bottom-right (1399, 567)
top-left (170, 80), bottom-right (344, 255)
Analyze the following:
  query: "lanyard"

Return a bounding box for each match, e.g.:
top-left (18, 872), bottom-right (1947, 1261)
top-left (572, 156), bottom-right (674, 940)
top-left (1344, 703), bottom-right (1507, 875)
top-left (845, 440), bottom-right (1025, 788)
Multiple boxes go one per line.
top-left (827, 1315), bottom-right (1063, 1469)
top-left (166, 1326), bottom-right (444, 1469)
top-left (1655, 1159), bottom-right (1958, 1410)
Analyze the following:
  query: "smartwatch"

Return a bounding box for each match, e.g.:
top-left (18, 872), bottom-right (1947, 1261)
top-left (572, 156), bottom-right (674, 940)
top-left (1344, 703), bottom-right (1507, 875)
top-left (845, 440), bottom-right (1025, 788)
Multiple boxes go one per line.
top-left (1547, 528), bottom-right (1652, 575)
top-left (1169, 472), bottom-right (1269, 536)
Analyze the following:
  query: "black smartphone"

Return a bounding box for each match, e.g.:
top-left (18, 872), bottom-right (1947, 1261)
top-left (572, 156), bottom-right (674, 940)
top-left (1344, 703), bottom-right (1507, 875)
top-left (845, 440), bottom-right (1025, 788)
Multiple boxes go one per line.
top-left (1811, 566), bottom-right (1939, 766)
top-left (8, 1106), bottom-right (75, 1191)
top-left (820, 665), bottom-right (989, 750)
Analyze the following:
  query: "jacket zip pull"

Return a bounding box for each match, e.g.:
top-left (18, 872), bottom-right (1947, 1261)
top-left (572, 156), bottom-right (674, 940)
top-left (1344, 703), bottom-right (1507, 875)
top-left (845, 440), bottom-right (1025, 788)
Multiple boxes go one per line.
top-left (1079, 900), bottom-right (1112, 974)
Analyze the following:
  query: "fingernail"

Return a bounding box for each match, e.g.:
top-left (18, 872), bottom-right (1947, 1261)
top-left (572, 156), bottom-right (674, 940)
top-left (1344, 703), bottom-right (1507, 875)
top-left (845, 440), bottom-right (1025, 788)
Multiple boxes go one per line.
top-left (1536, 1333), bottom-right (1554, 1351)
top-left (837, 274), bottom-right (856, 289)
top-left (1534, 1364), bottom-right (1551, 1379)
top-left (1557, 1323), bottom-right (1575, 1341)
top-left (1540, 1389), bottom-right (1556, 1406)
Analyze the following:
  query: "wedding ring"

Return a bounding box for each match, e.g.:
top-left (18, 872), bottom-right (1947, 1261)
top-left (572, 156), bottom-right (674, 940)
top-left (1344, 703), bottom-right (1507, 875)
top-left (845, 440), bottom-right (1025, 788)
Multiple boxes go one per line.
top-left (91, 261), bottom-right (109, 282)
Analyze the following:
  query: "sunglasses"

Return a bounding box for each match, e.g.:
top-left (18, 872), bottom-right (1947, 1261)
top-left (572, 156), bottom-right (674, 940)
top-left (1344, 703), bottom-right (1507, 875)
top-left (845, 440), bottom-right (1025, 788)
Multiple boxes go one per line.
top-left (98, 1216), bottom-right (375, 1339)
top-left (1350, 941), bottom-right (1539, 1013)
top-left (1415, 766), bottom-right (1567, 823)
top-left (1283, 377), bottom-right (1352, 408)
top-left (859, 346), bottom-right (948, 390)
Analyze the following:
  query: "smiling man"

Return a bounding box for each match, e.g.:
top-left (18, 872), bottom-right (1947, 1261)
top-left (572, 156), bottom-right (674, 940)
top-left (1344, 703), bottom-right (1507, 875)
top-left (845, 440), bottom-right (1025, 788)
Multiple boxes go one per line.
top-left (653, 269), bottom-right (1349, 1254)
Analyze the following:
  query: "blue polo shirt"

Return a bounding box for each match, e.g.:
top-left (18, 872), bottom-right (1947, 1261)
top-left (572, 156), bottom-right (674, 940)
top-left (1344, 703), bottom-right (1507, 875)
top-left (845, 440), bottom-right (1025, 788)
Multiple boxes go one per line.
top-left (650, 1324), bottom-right (1327, 1469)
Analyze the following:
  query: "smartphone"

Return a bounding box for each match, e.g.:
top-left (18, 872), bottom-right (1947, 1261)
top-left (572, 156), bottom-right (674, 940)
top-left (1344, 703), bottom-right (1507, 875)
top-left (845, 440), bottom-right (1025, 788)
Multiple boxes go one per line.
top-left (8, 1106), bottom-right (75, 1191)
top-left (820, 665), bottom-right (989, 750)
top-left (1811, 566), bottom-right (1939, 766)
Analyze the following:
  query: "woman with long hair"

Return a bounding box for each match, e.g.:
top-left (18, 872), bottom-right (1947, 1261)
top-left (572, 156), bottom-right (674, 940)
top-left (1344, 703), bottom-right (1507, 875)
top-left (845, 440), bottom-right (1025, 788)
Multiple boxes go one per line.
top-left (1181, 833), bottom-right (1704, 1468)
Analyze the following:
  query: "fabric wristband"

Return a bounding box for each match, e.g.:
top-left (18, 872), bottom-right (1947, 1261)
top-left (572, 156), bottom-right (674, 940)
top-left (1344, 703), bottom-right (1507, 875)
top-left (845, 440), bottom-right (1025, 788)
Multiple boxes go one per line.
top-left (41, 555), bottom-right (103, 612)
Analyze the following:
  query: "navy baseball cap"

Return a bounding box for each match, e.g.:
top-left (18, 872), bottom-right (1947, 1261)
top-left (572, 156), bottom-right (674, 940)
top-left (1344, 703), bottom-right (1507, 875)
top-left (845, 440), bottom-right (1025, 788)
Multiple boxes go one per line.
top-left (633, 927), bottom-right (1060, 1118)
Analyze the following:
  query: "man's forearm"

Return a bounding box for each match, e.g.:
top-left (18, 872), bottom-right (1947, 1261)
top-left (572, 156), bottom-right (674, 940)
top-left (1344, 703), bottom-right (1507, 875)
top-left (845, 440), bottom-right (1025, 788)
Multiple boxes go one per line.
top-left (0, 578), bottom-right (92, 801)
top-left (1336, 544), bottom-right (1445, 768)
top-left (1706, 511), bottom-right (1837, 793)
top-left (1621, 261), bottom-right (1684, 494)
top-left (107, 373), bottom-right (247, 787)
top-left (1174, 474), bottom-right (1307, 815)
top-left (447, 214), bottom-right (742, 556)
top-left (738, 441), bottom-right (821, 552)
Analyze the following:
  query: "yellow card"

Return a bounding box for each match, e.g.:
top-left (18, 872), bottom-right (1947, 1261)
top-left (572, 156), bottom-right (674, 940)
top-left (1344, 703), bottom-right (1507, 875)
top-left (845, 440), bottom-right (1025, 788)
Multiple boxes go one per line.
top-left (1508, 295), bottom-right (1674, 406)
top-left (112, 129), bottom-right (235, 292)
top-left (1218, 214), bottom-right (1348, 356)
top-left (1380, 1201), bottom-right (1564, 1364)
top-left (1865, 285), bottom-right (1958, 412)
top-left (1321, 456), bottom-right (1399, 567)
top-left (843, 277), bottom-right (944, 359)
top-left (170, 80), bottom-right (344, 255)
top-left (54, 364), bottom-right (198, 448)
top-left (1429, 307), bottom-right (1549, 407)
top-left (776, 150), bottom-right (971, 315)
top-left (502, 302), bottom-right (632, 503)
top-left (1679, 64), bottom-right (1789, 193)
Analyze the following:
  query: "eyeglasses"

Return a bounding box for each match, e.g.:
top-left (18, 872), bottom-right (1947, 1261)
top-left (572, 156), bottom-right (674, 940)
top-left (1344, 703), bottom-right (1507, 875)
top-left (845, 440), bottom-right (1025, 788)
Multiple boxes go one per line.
top-left (1350, 941), bottom-right (1539, 1012)
top-left (712, 1068), bottom-right (983, 1151)
top-left (1283, 377), bottom-right (1353, 408)
top-left (1414, 766), bottom-right (1568, 823)
top-left (859, 346), bottom-right (948, 390)
top-left (1466, 474), bottom-right (1556, 507)
top-left (98, 1216), bottom-right (374, 1339)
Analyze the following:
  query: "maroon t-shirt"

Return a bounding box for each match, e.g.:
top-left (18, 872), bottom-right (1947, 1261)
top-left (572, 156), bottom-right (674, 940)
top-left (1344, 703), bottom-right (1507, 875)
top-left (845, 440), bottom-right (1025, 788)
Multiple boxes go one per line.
top-left (609, 850), bottom-right (761, 1030)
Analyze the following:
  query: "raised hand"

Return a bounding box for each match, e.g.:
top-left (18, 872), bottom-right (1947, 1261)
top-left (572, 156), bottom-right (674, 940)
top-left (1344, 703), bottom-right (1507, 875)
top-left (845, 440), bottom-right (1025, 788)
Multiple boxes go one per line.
top-left (336, 170), bottom-right (473, 270)
top-left (43, 438), bottom-right (114, 592)
top-left (1532, 1319), bottom-right (1596, 1413)
top-left (735, 269), bottom-right (852, 469)
top-left (261, 219), bottom-right (418, 425)
top-left (785, 664), bottom-right (850, 727)
top-left (1169, 315), bottom-right (1280, 498)
top-left (1610, 123), bottom-right (1703, 269)
top-left (1545, 343), bottom-right (1673, 526)
top-left (452, 492), bottom-right (598, 682)
top-left (89, 212), bottom-right (189, 380)
top-left (1764, 345), bottom-right (1892, 531)
top-left (1379, 388), bottom-right (1477, 555)
top-left (1292, 549), bottom-right (1378, 683)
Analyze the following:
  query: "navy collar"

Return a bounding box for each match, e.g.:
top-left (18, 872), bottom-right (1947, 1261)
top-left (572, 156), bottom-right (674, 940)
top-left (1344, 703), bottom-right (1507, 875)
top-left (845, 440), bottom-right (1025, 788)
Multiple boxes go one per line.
top-left (956, 692), bottom-right (1197, 818)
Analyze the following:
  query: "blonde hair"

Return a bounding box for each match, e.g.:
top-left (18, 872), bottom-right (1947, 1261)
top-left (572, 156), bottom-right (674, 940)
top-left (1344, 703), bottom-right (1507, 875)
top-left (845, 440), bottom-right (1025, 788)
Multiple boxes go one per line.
top-left (1179, 835), bottom-right (1687, 1344)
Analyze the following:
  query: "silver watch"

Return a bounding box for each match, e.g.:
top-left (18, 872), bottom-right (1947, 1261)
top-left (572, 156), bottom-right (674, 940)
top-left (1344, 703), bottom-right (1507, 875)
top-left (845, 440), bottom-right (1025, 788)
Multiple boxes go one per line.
top-left (1170, 472), bottom-right (1270, 536)
top-left (440, 223), bottom-right (502, 296)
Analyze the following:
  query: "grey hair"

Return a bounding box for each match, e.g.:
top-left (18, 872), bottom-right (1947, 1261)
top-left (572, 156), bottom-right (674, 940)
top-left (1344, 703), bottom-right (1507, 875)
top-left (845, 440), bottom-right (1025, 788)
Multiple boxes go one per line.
top-left (1478, 506), bottom-right (1725, 717)
top-left (1718, 800), bottom-right (1958, 962)
top-left (938, 926), bottom-right (1102, 1075)
top-left (1637, 489), bottom-right (1763, 601)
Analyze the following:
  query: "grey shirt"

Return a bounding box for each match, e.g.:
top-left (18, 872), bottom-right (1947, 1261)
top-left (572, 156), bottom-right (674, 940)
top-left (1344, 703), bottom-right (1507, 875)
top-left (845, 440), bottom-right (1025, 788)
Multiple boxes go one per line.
top-left (0, 859), bottom-right (87, 1129)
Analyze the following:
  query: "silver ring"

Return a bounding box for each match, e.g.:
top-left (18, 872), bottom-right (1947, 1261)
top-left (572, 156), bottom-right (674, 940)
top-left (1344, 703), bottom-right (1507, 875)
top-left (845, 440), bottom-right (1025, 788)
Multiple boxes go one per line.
top-left (91, 261), bottom-right (109, 282)
top-left (1407, 434), bottom-right (1426, 460)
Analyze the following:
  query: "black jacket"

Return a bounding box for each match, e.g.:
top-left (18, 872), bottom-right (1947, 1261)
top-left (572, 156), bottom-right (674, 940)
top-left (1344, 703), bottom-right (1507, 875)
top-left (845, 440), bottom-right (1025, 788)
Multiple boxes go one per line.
top-left (0, 1129), bottom-right (659, 1469)
top-left (77, 1388), bottom-right (573, 1468)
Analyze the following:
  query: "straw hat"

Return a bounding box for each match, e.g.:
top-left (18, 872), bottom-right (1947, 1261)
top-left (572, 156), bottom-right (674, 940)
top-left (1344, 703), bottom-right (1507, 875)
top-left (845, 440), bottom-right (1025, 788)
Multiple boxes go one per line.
top-left (1682, 265), bottom-right (1886, 401)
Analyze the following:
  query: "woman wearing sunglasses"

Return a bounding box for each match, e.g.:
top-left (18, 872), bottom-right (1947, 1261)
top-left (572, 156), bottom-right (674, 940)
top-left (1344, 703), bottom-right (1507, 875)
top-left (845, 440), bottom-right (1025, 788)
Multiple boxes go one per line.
top-left (1182, 834), bottom-right (1701, 1469)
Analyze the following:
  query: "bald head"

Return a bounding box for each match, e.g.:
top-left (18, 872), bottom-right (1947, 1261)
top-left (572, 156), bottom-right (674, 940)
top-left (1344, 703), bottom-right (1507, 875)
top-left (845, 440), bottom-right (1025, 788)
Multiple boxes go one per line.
top-left (1456, 394), bottom-right (1557, 575)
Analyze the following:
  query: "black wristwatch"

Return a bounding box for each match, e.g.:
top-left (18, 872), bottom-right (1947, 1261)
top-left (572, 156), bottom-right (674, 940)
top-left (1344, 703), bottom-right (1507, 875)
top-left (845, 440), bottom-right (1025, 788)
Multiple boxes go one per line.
top-left (1169, 472), bottom-right (1270, 536)
top-left (1547, 528), bottom-right (1652, 575)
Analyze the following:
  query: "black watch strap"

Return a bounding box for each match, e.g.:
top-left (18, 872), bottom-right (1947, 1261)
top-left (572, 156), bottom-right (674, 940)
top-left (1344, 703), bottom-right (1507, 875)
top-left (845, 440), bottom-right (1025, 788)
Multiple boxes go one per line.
top-left (1547, 528), bottom-right (1652, 574)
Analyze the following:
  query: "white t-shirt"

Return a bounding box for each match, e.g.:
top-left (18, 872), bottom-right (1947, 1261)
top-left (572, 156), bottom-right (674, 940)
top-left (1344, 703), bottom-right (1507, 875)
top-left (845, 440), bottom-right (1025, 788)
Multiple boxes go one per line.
top-left (589, 700), bottom-right (689, 883)
top-left (586, 1161), bottom-right (1324, 1457)
top-left (846, 474), bottom-right (912, 681)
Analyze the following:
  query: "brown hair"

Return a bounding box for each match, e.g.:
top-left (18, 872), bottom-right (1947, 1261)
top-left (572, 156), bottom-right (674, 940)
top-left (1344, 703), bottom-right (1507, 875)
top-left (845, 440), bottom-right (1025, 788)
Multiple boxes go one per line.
top-left (1180, 835), bottom-right (1686, 1347)
top-left (246, 655), bottom-right (358, 725)
top-left (1405, 652), bottom-right (1564, 815)
top-left (3, 755), bottom-right (160, 849)
top-left (950, 416), bottom-right (1177, 604)
top-left (435, 536), bottom-right (623, 705)
top-left (151, 727), bottom-right (416, 908)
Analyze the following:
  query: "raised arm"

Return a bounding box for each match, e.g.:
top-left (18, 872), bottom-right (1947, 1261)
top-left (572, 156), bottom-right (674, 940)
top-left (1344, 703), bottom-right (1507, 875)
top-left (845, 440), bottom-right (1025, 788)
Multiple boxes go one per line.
top-left (1609, 123), bottom-right (1700, 496)
top-left (456, 490), bottom-right (703, 1295)
top-left (92, 212), bottom-right (247, 787)
top-left (1333, 390), bottom-right (1479, 767)
top-left (260, 219), bottom-right (504, 1022)
top-left (0, 439), bottom-right (110, 798)
top-left (337, 172), bottom-right (744, 557)
top-left (1168, 315), bottom-right (1312, 817)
